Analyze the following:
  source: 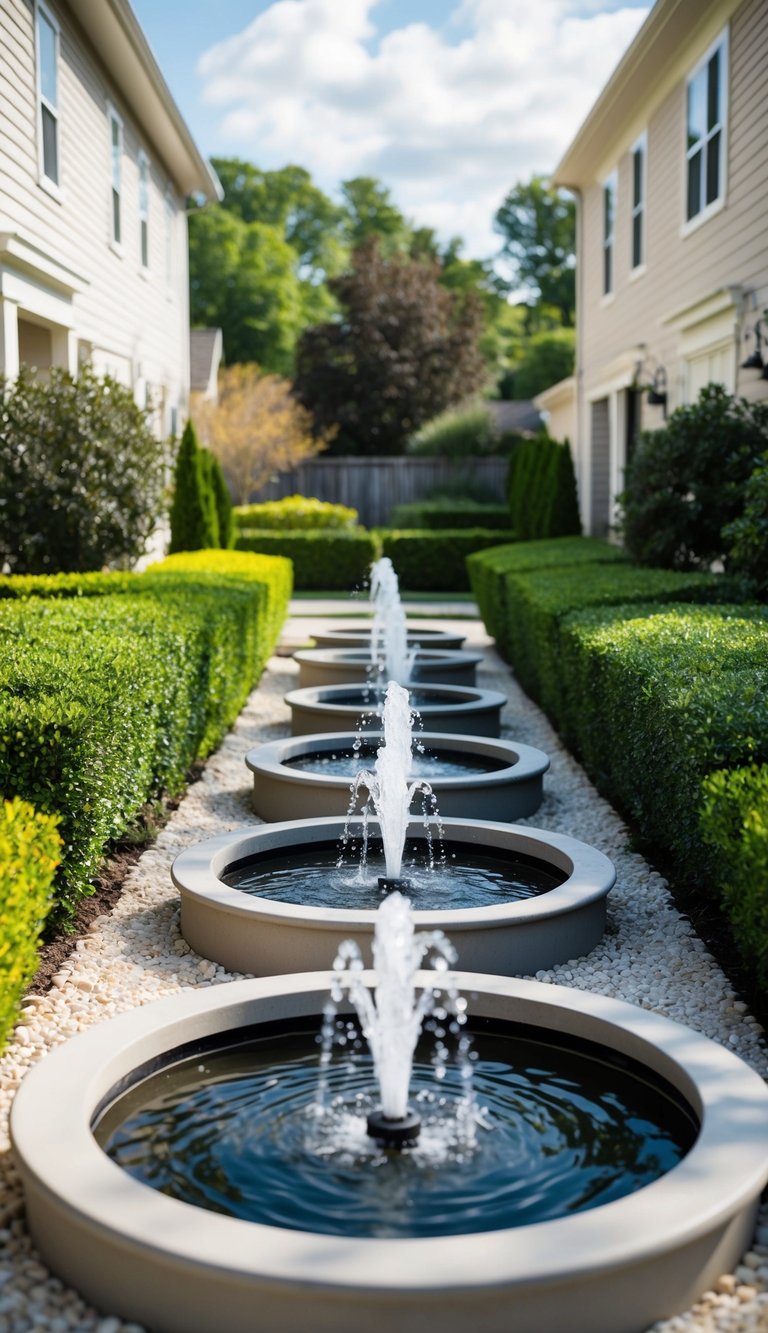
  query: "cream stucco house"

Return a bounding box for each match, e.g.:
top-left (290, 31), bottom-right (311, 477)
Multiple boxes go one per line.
top-left (0, 0), bottom-right (220, 434)
top-left (539, 0), bottom-right (768, 536)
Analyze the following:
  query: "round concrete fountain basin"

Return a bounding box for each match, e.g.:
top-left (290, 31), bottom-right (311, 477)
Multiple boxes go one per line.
top-left (171, 815), bottom-right (614, 976)
top-left (285, 682), bottom-right (507, 737)
top-left (246, 731), bottom-right (549, 822)
top-left (11, 972), bottom-right (768, 1333)
top-left (293, 647), bottom-right (484, 689)
top-left (311, 623), bottom-right (467, 650)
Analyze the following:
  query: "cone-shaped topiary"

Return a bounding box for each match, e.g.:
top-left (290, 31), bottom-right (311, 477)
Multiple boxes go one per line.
top-left (547, 441), bottom-right (582, 537)
top-left (168, 422), bottom-right (218, 553)
top-left (198, 448), bottom-right (221, 548)
top-left (207, 451), bottom-right (234, 549)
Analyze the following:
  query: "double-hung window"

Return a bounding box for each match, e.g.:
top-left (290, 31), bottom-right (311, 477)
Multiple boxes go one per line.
top-left (630, 134), bottom-right (646, 271)
top-left (138, 151), bottom-right (150, 270)
top-left (686, 29), bottom-right (728, 224)
top-left (36, 2), bottom-right (60, 189)
top-left (108, 105), bottom-right (123, 247)
top-left (602, 173), bottom-right (616, 297)
top-left (164, 186), bottom-right (174, 286)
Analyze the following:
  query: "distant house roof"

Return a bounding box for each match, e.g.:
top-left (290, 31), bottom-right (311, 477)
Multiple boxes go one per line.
top-left (65, 0), bottom-right (222, 201)
top-left (487, 400), bottom-right (544, 436)
top-left (190, 328), bottom-right (223, 397)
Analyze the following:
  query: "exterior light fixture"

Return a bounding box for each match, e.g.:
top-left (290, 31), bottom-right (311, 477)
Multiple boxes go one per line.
top-left (633, 347), bottom-right (668, 419)
top-left (741, 313), bottom-right (768, 371)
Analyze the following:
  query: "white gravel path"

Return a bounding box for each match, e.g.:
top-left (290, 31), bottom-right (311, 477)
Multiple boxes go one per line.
top-left (1, 612), bottom-right (767, 1333)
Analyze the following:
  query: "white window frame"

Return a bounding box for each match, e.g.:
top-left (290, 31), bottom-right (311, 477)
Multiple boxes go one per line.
top-left (35, 1), bottom-right (61, 197)
top-left (164, 185), bottom-right (175, 288)
top-left (138, 150), bottom-right (150, 272)
top-left (601, 172), bottom-right (617, 300)
top-left (107, 103), bottom-right (123, 253)
top-left (630, 132), bottom-right (647, 275)
top-left (683, 26), bottom-right (729, 234)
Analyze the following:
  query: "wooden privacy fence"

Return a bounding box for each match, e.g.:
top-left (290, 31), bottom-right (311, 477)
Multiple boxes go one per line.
top-left (250, 456), bottom-right (510, 527)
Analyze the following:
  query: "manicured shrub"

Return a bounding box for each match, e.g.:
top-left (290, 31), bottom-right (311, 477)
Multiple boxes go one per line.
top-left (701, 765), bottom-right (768, 991)
top-left (389, 499), bottom-right (511, 530)
top-left (467, 537), bottom-right (627, 652)
top-left (407, 405), bottom-right (497, 456)
top-left (234, 495), bottom-right (358, 531)
top-left (208, 451), bottom-right (234, 549)
top-left (169, 421), bottom-right (218, 552)
top-left (0, 552), bottom-right (291, 924)
top-left (617, 385), bottom-right (768, 570)
top-left (235, 528), bottom-right (378, 590)
top-left (507, 436), bottom-right (581, 540)
top-left (380, 530), bottom-right (512, 592)
top-left (0, 364), bottom-right (167, 574)
top-left (0, 798), bottom-right (61, 1050)
top-left (723, 450), bottom-right (768, 598)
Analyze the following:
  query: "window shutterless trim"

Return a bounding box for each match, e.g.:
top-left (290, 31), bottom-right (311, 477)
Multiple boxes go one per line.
top-left (602, 171), bottom-right (617, 297)
top-left (35, 0), bottom-right (61, 195)
top-left (107, 102), bottom-right (124, 251)
top-left (684, 25), bottom-right (729, 227)
top-left (138, 149), bottom-right (150, 271)
top-left (630, 132), bottom-right (647, 272)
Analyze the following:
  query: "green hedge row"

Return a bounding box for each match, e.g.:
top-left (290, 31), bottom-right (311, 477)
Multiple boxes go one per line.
top-left (389, 500), bottom-right (511, 530)
top-left (234, 495), bottom-right (358, 531)
top-left (0, 551), bottom-right (291, 925)
top-left (0, 798), bottom-right (61, 1048)
top-left (380, 530), bottom-right (513, 592)
top-left (235, 528), bottom-right (379, 590)
top-left (701, 765), bottom-right (768, 990)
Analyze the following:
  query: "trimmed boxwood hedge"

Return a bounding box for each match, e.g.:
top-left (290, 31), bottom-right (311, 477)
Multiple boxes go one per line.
top-left (701, 765), bottom-right (768, 991)
top-left (389, 500), bottom-right (511, 530)
top-left (467, 536), bottom-right (627, 635)
top-left (0, 551), bottom-right (291, 925)
top-left (234, 496), bottom-right (358, 530)
top-left (0, 798), bottom-right (61, 1049)
top-left (235, 528), bottom-right (379, 590)
top-left (380, 529), bottom-right (512, 592)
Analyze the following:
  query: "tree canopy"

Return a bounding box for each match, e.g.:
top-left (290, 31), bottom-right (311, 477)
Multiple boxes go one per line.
top-left (494, 175), bottom-right (576, 327)
top-left (293, 237), bottom-right (487, 456)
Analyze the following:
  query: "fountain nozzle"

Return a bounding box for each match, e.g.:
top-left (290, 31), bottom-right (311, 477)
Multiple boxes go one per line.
top-left (366, 1107), bottom-right (421, 1149)
top-left (378, 876), bottom-right (413, 894)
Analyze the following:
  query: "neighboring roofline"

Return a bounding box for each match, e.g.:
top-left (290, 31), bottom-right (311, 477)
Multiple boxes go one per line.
top-left (64, 0), bottom-right (223, 201)
top-left (552, 0), bottom-right (739, 188)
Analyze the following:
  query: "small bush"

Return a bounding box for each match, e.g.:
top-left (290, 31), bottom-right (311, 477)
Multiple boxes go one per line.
top-left (701, 765), bottom-right (768, 991)
top-left (0, 798), bottom-right (61, 1050)
top-left (0, 364), bottom-right (167, 574)
top-left (617, 385), bottom-right (768, 569)
top-left (389, 499), bottom-right (511, 530)
top-left (379, 530), bottom-right (512, 592)
top-left (407, 405), bottom-right (497, 457)
top-left (234, 495), bottom-right (358, 531)
top-left (169, 421), bottom-right (218, 553)
top-left (205, 448), bottom-right (234, 549)
top-left (723, 450), bottom-right (768, 597)
top-left (508, 436), bottom-right (580, 541)
top-left (235, 528), bottom-right (378, 589)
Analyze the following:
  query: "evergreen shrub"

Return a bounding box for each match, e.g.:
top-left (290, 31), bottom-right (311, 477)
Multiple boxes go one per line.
top-left (389, 499), bottom-right (511, 530)
top-left (235, 528), bottom-right (378, 589)
top-left (723, 450), bottom-right (768, 597)
top-left (379, 530), bottom-right (512, 592)
top-left (0, 365), bottom-right (167, 574)
top-left (701, 764), bottom-right (768, 991)
top-left (234, 496), bottom-right (358, 531)
top-left (0, 798), bottom-right (61, 1050)
top-left (507, 436), bottom-right (581, 540)
top-left (208, 453), bottom-right (234, 550)
top-left (169, 421), bottom-right (218, 552)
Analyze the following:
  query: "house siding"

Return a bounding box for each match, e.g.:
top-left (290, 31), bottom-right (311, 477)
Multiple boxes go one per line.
top-left (0, 0), bottom-right (191, 430)
top-left (568, 0), bottom-right (768, 533)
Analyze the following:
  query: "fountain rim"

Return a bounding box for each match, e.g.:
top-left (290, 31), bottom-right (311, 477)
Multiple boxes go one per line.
top-left (11, 971), bottom-right (768, 1293)
top-left (170, 815), bottom-right (614, 930)
top-left (284, 682), bottom-right (508, 715)
top-left (245, 730), bottom-right (550, 792)
top-left (292, 647), bottom-right (485, 668)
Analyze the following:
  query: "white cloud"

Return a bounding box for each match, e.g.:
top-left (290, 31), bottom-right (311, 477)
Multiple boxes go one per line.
top-left (198, 0), bottom-right (649, 258)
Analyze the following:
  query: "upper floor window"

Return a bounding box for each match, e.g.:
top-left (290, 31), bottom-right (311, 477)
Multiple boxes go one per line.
top-left (108, 105), bottom-right (123, 247)
top-left (164, 186), bottom-right (174, 286)
top-left (602, 173), bottom-right (616, 296)
top-left (631, 134), bottom-right (646, 270)
top-left (36, 3), bottom-right (60, 188)
top-left (138, 151), bottom-right (150, 269)
top-left (686, 29), bottom-right (728, 224)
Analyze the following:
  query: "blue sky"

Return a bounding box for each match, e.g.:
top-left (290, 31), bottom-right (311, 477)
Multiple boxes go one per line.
top-left (131, 0), bottom-right (650, 258)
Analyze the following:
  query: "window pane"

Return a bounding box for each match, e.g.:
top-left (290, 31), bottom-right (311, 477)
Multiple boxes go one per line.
top-left (687, 149), bottom-right (702, 219)
top-left (139, 158), bottom-right (149, 213)
top-left (633, 147), bottom-right (643, 206)
top-left (632, 213), bottom-right (642, 268)
top-left (38, 12), bottom-right (57, 106)
top-left (112, 188), bottom-right (121, 244)
top-left (687, 67), bottom-right (706, 146)
top-left (111, 121), bottom-right (121, 191)
top-left (706, 131), bottom-right (721, 204)
top-left (141, 219), bottom-right (148, 267)
top-left (604, 244), bottom-right (612, 294)
top-left (707, 49), bottom-right (720, 131)
top-left (41, 104), bottom-right (58, 183)
top-left (603, 183), bottom-right (613, 239)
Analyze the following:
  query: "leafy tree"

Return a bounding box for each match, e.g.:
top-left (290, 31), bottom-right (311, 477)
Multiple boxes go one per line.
top-left (509, 329), bottom-right (576, 398)
top-left (495, 176), bottom-right (576, 326)
top-left (0, 365), bottom-right (167, 573)
top-left (194, 364), bottom-right (331, 505)
top-left (340, 177), bottom-right (411, 255)
top-left (294, 238), bottom-right (487, 456)
top-left (169, 420), bottom-right (218, 553)
top-left (617, 385), bottom-right (768, 569)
